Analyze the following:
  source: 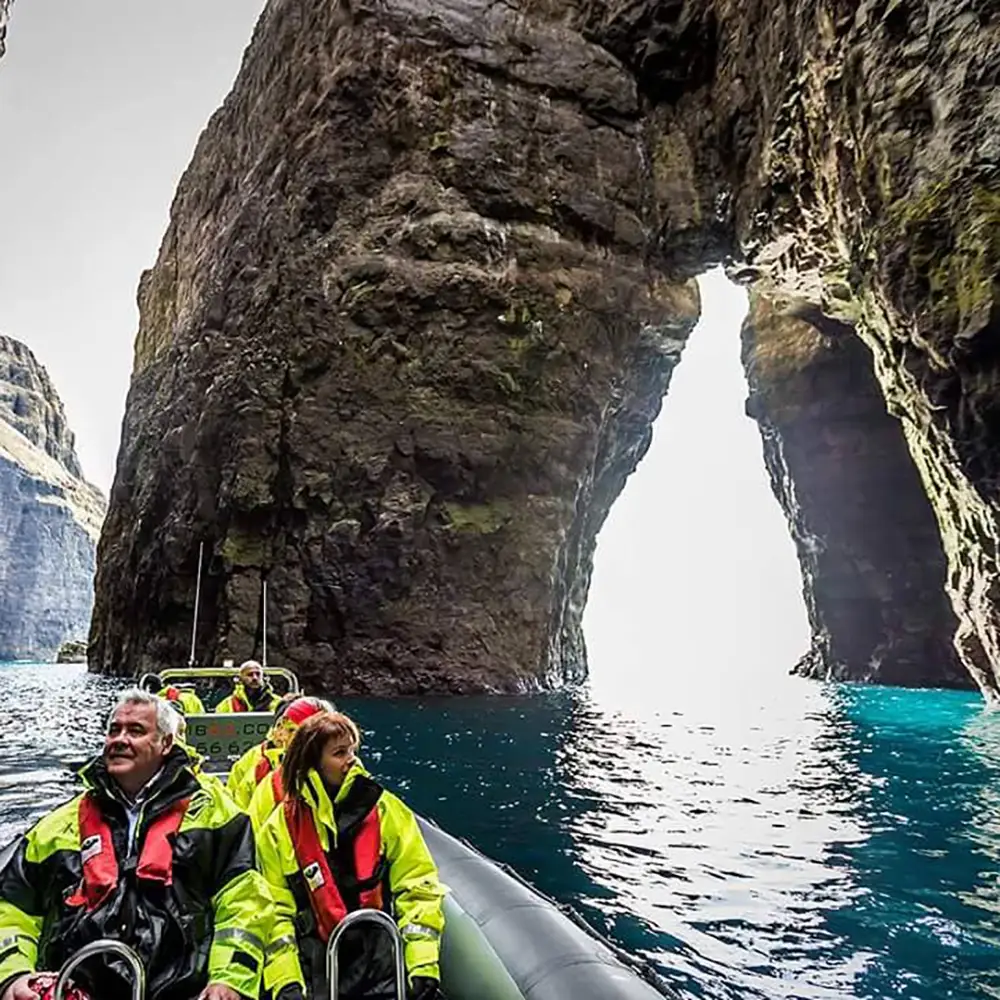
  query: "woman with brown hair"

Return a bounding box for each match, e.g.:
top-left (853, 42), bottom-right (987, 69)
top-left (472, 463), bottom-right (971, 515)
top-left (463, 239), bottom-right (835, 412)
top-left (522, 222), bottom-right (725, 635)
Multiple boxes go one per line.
top-left (256, 711), bottom-right (445, 1000)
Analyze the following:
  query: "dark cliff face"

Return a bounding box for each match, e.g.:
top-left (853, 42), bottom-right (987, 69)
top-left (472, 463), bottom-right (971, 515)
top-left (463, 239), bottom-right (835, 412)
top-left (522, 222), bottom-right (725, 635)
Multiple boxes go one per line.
top-left (0, 336), bottom-right (106, 661)
top-left (89, 0), bottom-right (699, 692)
top-left (93, 0), bottom-right (1000, 696)
top-left (742, 294), bottom-right (969, 689)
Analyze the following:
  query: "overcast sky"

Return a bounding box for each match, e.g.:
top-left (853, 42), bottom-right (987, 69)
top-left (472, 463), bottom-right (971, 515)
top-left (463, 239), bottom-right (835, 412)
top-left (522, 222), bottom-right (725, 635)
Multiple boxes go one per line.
top-left (0, 4), bottom-right (809, 676)
top-left (0, 0), bottom-right (265, 491)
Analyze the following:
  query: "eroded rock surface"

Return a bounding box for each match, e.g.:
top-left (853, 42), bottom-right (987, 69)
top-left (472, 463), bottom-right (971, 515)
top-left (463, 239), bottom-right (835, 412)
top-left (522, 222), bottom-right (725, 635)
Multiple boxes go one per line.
top-left (93, 0), bottom-right (1000, 695)
top-left (90, 0), bottom-right (698, 692)
top-left (743, 294), bottom-right (969, 688)
top-left (0, 337), bottom-right (106, 661)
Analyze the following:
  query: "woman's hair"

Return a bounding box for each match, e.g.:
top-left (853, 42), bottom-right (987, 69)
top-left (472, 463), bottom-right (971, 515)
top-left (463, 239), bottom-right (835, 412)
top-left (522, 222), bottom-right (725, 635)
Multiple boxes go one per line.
top-left (281, 711), bottom-right (361, 800)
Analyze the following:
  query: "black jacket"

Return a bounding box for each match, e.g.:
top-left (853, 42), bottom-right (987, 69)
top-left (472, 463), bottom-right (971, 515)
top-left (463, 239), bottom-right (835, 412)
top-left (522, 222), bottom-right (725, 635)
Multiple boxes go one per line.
top-left (0, 747), bottom-right (271, 1000)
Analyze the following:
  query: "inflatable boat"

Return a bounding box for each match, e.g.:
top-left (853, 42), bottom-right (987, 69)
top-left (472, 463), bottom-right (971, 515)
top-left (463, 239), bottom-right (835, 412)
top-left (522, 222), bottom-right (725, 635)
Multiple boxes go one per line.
top-left (422, 819), bottom-right (675, 1000)
top-left (147, 665), bottom-right (677, 999)
top-left (45, 660), bottom-right (675, 999)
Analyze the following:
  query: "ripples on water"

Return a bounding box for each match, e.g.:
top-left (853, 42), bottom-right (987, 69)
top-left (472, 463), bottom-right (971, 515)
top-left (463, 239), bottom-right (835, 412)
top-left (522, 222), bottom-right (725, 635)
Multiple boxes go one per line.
top-left (1, 663), bottom-right (998, 1000)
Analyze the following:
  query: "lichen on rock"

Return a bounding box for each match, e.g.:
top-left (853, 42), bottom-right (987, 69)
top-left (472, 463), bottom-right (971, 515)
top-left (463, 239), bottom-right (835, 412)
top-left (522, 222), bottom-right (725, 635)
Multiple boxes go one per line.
top-left (90, 0), bottom-right (700, 693)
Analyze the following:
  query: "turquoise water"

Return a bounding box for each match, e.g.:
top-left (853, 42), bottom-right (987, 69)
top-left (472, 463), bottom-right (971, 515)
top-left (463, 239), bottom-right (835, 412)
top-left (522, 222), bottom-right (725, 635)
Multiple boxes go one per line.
top-left (1, 663), bottom-right (998, 999)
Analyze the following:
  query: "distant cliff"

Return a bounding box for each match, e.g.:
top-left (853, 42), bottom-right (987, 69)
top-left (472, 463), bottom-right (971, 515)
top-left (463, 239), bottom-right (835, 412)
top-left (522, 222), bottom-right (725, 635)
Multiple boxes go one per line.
top-left (0, 336), bottom-right (106, 661)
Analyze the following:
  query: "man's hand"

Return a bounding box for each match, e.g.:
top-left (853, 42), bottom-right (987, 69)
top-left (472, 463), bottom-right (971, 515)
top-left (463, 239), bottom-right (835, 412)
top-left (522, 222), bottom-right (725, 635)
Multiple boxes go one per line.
top-left (2, 973), bottom-right (56, 1000)
top-left (408, 976), bottom-right (442, 1000)
top-left (197, 984), bottom-right (241, 1000)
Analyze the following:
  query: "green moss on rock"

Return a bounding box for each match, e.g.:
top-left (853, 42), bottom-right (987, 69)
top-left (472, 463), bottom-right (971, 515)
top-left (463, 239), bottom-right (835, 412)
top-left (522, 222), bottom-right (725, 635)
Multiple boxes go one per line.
top-left (222, 529), bottom-right (269, 567)
top-left (443, 500), bottom-right (513, 534)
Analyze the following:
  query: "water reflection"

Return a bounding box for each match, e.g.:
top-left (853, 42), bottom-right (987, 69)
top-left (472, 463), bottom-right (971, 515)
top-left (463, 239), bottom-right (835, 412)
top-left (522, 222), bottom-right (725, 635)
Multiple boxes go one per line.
top-left (823, 687), bottom-right (1000, 1000)
top-left (345, 694), bottom-right (600, 898)
top-left (0, 663), bottom-right (118, 843)
top-left (0, 665), bottom-right (998, 1000)
top-left (556, 670), bottom-right (878, 1000)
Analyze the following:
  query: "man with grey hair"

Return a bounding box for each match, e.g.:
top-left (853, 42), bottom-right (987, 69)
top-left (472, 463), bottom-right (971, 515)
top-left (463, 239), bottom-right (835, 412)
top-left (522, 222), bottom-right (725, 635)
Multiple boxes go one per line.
top-left (0, 690), bottom-right (273, 1000)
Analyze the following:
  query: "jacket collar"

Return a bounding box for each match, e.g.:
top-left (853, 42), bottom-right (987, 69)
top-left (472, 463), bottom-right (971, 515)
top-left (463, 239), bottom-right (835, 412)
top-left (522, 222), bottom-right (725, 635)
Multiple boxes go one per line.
top-left (80, 744), bottom-right (198, 810)
top-left (233, 681), bottom-right (274, 710)
top-left (301, 761), bottom-right (369, 834)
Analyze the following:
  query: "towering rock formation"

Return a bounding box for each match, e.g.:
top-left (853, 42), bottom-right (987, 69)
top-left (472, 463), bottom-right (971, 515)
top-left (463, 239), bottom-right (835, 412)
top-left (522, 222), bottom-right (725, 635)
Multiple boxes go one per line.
top-left (92, 0), bottom-right (1000, 697)
top-left (0, 336), bottom-right (106, 661)
top-left (742, 295), bottom-right (969, 688)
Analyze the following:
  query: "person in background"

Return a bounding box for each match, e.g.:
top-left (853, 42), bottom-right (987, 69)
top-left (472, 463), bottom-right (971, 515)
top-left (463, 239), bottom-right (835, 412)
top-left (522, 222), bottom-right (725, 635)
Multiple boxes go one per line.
top-left (227, 696), bottom-right (334, 810)
top-left (216, 661), bottom-right (282, 714)
top-left (140, 672), bottom-right (206, 715)
top-left (257, 712), bottom-right (445, 1000)
top-left (0, 690), bottom-right (272, 1000)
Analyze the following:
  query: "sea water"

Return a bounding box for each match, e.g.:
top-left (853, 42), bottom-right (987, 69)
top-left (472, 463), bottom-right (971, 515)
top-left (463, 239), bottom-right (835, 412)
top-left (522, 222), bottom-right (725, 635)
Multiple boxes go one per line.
top-left (0, 662), bottom-right (997, 1000)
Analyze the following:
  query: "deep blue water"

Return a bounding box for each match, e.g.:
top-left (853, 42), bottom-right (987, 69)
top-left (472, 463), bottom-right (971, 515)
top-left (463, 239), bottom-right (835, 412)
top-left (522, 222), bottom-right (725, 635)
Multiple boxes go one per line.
top-left (1, 663), bottom-right (998, 1000)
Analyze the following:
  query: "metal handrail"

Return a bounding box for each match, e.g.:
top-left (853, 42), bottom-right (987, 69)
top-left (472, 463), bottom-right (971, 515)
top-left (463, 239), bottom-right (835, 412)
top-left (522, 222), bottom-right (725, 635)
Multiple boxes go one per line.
top-left (154, 666), bottom-right (300, 692)
top-left (54, 938), bottom-right (145, 1000)
top-left (327, 909), bottom-right (406, 1000)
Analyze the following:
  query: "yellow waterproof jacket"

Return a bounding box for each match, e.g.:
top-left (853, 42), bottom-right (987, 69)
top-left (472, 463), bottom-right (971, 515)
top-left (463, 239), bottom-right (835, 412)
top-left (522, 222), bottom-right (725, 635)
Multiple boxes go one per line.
top-left (216, 682), bottom-right (282, 714)
top-left (247, 764), bottom-right (284, 834)
top-left (247, 753), bottom-right (366, 835)
top-left (227, 742), bottom-right (284, 811)
top-left (0, 747), bottom-right (274, 1000)
top-left (158, 685), bottom-right (205, 715)
top-left (256, 764), bottom-right (445, 995)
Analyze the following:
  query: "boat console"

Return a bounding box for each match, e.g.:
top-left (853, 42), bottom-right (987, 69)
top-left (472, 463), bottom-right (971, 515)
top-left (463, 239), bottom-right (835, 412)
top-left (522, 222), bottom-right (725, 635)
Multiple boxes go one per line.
top-left (140, 665), bottom-right (299, 772)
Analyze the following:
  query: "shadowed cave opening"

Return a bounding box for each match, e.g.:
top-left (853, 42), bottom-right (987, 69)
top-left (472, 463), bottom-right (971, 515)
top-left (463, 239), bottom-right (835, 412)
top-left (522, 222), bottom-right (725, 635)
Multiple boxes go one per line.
top-left (584, 270), bottom-right (810, 697)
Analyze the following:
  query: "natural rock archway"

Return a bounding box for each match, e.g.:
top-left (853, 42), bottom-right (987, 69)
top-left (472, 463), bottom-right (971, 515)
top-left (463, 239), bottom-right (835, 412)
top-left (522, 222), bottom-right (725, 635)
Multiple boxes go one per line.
top-left (90, 0), bottom-right (1000, 698)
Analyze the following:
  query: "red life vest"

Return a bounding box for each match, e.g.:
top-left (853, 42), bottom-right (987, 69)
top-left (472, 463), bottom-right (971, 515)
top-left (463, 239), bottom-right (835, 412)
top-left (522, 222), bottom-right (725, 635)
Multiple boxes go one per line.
top-left (66, 793), bottom-right (190, 912)
top-left (284, 797), bottom-right (383, 941)
top-left (229, 694), bottom-right (249, 713)
top-left (163, 686), bottom-right (181, 702)
top-left (272, 768), bottom-right (284, 804)
top-left (254, 749), bottom-right (274, 784)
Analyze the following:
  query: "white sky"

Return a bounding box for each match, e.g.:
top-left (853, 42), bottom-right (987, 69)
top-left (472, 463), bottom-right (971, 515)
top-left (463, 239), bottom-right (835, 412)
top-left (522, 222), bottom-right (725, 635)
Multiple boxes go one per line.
top-left (0, 0), bottom-right (266, 490)
top-left (0, 3), bottom-right (809, 674)
top-left (584, 271), bottom-right (811, 684)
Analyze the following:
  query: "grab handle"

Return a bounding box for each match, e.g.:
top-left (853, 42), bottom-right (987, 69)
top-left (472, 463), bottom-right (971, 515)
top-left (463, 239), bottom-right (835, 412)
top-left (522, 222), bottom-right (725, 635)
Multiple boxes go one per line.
top-left (327, 909), bottom-right (406, 1000)
top-left (54, 938), bottom-right (145, 1000)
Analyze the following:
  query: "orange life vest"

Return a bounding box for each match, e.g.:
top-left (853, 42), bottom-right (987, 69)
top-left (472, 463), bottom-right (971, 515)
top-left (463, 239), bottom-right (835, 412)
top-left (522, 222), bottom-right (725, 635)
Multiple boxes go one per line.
top-left (284, 796), bottom-right (383, 941)
top-left (67, 793), bottom-right (190, 911)
top-left (163, 686), bottom-right (182, 702)
top-left (229, 694), bottom-right (249, 713)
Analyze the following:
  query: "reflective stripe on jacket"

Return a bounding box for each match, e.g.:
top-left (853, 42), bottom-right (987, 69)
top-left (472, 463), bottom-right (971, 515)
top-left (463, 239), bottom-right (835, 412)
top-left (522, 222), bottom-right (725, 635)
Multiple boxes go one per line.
top-left (0, 746), bottom-right (274, 1000)
top-left (256, 764), bottom-right (445, 996)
